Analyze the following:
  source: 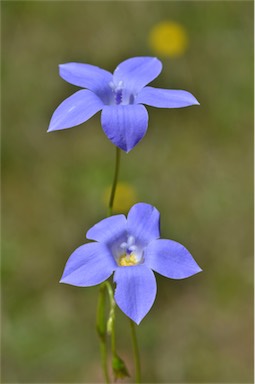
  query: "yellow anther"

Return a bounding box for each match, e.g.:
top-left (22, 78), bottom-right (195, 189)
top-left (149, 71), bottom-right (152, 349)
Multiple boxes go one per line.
top-left (118, 253), bottom-right (138, 267)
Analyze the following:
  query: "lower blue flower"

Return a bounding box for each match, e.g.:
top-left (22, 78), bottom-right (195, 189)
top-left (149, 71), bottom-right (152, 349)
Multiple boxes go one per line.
top-left (60, 203), bottom-right (202, 324)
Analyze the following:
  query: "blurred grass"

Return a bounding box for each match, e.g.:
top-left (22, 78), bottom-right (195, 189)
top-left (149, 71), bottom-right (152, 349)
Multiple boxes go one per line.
top-left (2, 1), bottom-right (253, 383)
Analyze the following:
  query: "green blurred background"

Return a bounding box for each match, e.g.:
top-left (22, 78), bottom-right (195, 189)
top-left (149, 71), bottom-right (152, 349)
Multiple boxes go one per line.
top-left (2, 1), bottom-right (253, 383)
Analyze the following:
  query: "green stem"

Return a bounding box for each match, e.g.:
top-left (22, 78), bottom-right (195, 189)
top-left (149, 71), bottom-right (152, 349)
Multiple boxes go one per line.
top-left (96, 283), bottom-right (110, 384)
top-left (107, 147), bottom-right (119, 364)
top-left (97, 148), bottom-right (121, 384)
top-left (105, 281), bottom-right (116, 357)
top-left (99, 340), bottom-right (110, 384)
top-left (108, 147), bottom-right (121, 216)
top-left (107, 146), bottom-right (141, 382)
top-left (130, 319), bottom-right (141, 383)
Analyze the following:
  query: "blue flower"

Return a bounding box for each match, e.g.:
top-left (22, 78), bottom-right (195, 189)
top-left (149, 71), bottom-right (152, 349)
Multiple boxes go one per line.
top-left (60, 203), bottom-right (202, 324)
top-left (48, 57), bottom-right (199, 152)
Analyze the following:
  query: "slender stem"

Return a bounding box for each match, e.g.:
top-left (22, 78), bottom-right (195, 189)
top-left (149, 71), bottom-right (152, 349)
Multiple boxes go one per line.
top-left (108, 147), bottom-right (121, 216)
top-left (97, 148), bottom-right (121, 383)
top-left (99, 340), bottom-right (110, 384)
top-left (111, 320), bottom-right (116, 361)
top-left (106, 148), bottom-right (119, 361)
top-left (105, 281), bottom-right (116, 357)
top-left (96, 283), bottom-right (110, 384)
top-left (130, 319), bottom-right (141, 383)
top-left (107, 147), bottom-right (141, 382)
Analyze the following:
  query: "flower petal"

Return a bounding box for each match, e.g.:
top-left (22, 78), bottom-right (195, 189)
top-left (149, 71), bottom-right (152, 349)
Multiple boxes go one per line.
top-left (144, 239), bottom-right (202, 279)
top-left (114, 265), bottom-right (157, 324)
top-left (127, 203), bottom-right (160, 247)
top-left (86, 214), bottom-right (127, 245)
top-left (48, 90), bottom-right (103, 132)
top-left (113, 57), bottom-right (162, 93)
top-left (101, 105), bottom-right (148, 152)
top-left (136, 86), bottom-right (200, 108)
top-left (59, 62), bottom-right (113, 101)
top-left (60, 242), bottom-right (116, 287)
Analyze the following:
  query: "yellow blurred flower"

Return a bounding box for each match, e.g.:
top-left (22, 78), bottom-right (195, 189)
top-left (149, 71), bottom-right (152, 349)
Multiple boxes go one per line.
top-left (103, 182), bottom-right (138, 214)
top-left (149, 21), bottom-right (188, 58)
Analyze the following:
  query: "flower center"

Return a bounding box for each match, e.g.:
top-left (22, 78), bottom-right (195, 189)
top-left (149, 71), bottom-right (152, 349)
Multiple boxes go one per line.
top-left (108, 80), bottom-right (135, 106)
top-left (117, 235), bottom-right (143, 267)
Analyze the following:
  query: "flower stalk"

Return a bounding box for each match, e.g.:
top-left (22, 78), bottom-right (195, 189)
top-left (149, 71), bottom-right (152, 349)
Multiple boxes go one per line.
top-left (108, 147), bottom-right (121, 216)
top-left (130, 319), bottom-right (141, 383)
top-left (107, 146), bottom-right (140, 383)
top-left (98, 145), bottom-right (141, 383)
top-left (97, 147), bottom-right (121, 383)
top-left (107, 146), bottom-right (130, 381)
top-left (105, 282), bottom-right (130, 380)
top-left (96, 283), bottom-right (110, 384)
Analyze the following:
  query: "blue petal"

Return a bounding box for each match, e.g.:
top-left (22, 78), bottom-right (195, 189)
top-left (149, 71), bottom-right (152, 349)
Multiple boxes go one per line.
top-left (144, 239), bottom-right (202, 279)
top-left (101, 105), bottom-right (148, 152)
top-left (136, 86), bottom-right (200, 108)
top-left (60, 243), bottom-right (116, 287)
top-left (113, 57), bottom-right (162, 93)
top-left (48, 90), bottom-right (104, 132)
top-left (59, 62), bottom-right (113, 102)
top-left (114, 265), bottom-right (157, 324)
top-left (86, 214), bottom-right (127, 245)
top-left (127, 203), bottom-right (160, 247)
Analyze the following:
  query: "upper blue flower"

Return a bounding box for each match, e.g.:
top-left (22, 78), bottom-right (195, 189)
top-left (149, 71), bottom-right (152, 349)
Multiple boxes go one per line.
top-left (60, 203), bottom-right (202, 324)
top-left (48, 57), bottom-right (199, 152)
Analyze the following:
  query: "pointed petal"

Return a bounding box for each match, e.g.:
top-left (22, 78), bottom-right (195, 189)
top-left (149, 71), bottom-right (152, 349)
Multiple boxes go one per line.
top-left (136, 86), bottom-right (200, 108)
top-left (113, 57), bottom-right (162, 93)
top-left (101, 105), bottom-right (148, 152)
top-left (144, 239), bottom-right (202, 279)
top-left (86, 215), bottom-right (127, 245)
top-left (59, 62), bottom-right (113, 100)
top-left (127, 203), bottom-right (160, 247)
top-left (48, 90), bottom-right (103, 132)
top-left (114, 265), bottom-right (157, 324)
top-left (60, 243), bottom-right (116, 287)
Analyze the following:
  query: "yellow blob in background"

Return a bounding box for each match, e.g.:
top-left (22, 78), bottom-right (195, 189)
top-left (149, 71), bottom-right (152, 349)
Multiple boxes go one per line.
top-left (149, 21), bottom-right (188, 57)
